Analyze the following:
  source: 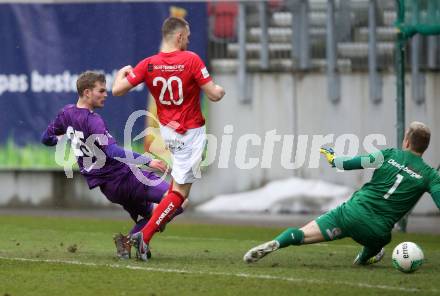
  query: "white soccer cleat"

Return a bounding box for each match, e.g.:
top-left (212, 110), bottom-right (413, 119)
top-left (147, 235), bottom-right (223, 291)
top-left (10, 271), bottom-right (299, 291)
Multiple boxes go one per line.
top-left (353, 247), bottom-right (385, 265)
top-left (130, 232), bottom-right (150, 262)
top-left (243, 240), bottom-right (280, 263)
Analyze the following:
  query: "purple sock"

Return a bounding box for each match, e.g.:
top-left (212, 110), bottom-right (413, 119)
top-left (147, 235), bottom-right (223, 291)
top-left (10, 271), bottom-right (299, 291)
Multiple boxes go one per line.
top-left (172, 207), bottom-right (184, 219)
top-left (130, 218), bottom-right (148, 234)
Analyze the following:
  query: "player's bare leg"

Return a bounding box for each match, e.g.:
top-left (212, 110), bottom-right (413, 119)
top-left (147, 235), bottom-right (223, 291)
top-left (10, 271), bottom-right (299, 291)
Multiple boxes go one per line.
top-left (300, 221), bottom-right (325, 244)
top-left (171, 181), bottom-right (192, 200)
top-left (244, 221), bottom-right (325, 263)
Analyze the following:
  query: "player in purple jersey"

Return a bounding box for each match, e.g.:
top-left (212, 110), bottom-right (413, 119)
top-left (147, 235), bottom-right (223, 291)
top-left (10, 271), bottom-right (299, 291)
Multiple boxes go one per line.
top-left (42, 71), bottom-right (183, 259)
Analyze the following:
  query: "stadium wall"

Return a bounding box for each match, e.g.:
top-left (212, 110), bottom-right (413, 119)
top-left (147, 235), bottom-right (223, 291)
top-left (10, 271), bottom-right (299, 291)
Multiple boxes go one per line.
top-left (0, 170), bottom-right (110, 208)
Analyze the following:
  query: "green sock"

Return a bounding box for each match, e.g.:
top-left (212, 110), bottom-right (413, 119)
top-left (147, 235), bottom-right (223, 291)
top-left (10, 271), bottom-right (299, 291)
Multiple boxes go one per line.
top-left (274, 228), bottom-right (304, 248)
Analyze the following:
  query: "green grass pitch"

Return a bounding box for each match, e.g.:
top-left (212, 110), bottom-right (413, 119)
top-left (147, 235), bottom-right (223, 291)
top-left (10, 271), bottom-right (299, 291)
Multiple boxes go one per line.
top-left (0, 215), bottom-right (439, 295)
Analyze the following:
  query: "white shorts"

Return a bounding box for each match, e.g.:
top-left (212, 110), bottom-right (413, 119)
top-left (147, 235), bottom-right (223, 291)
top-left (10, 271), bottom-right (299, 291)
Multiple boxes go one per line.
top-left (160, 124), bottom-right (206, 185)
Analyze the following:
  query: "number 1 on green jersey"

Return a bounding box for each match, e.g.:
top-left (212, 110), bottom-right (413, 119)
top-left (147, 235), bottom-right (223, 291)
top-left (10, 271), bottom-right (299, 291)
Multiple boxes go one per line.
top-left (384, 174), bottom-right (404, 199)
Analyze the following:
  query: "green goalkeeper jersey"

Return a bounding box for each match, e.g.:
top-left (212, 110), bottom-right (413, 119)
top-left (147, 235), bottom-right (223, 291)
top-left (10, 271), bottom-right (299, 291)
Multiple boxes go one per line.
top-left (335, 148), bottom-right (440, 231)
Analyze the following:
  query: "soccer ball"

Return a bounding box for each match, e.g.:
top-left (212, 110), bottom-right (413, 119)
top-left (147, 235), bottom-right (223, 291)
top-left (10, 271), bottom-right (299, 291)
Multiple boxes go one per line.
top-left (392, 242), bottom-right (424, 273)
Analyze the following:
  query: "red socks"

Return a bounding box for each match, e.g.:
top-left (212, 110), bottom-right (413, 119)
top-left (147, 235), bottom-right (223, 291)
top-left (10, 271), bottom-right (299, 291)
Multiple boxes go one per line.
top-left (141, 190), bottom-right (184, 243)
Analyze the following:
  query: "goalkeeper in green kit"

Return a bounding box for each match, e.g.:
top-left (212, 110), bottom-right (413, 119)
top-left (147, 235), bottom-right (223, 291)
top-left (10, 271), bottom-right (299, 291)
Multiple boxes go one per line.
top-left (244, 121), bottom-right (440, 265)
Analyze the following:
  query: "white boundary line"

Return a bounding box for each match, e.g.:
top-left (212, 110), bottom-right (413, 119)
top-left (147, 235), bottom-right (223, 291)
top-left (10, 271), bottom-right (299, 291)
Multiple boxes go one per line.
top-left (0, 256), bottom-right (436, 293)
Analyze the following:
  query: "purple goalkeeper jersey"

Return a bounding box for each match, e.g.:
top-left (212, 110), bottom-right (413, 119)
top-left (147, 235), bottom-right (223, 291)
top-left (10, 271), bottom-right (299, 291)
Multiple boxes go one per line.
top-left (44, 104), bottom-right (130, 188)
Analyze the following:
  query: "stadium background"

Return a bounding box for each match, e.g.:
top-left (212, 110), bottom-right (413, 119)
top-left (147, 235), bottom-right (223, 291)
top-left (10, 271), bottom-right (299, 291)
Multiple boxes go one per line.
top-left (0, 0), bottom-right (439, 216)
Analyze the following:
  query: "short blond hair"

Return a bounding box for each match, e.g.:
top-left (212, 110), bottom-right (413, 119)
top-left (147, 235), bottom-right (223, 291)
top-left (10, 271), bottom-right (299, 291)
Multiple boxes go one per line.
top-left (76, 71), bottom-right (106, 96)
top-left (405, 121), bottom-right (431, 154)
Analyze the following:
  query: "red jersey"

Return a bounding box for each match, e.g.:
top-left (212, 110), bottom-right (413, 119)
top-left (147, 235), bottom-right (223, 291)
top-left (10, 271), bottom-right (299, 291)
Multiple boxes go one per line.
top-left (127, 50), bottom-right (212, 134)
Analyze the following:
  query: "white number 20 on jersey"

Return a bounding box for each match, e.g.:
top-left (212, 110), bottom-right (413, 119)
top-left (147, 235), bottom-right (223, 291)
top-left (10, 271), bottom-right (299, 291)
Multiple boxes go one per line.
top-left (153, 76), bottom-right (184, 105)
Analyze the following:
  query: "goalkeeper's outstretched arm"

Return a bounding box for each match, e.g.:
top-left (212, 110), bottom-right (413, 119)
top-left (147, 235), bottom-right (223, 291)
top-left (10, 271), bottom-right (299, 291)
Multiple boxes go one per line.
top-left (320, 147), bottom-right (384, 170)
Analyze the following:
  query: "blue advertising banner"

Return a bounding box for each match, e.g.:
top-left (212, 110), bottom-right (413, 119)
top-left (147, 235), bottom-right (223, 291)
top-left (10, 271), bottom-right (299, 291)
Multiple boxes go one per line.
top-left (0, 2), bottom-right (207, 167)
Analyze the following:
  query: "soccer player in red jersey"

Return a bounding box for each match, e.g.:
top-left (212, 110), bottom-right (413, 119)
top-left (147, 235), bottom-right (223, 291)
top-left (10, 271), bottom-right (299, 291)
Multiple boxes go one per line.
top-left (112, 17), bottom-right (225, 261)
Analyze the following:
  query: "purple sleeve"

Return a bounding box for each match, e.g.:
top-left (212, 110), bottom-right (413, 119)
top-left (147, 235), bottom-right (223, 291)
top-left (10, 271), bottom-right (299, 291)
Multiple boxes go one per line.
top-left (88, 115), bottom-right (151, 165)
top-left (105, 143), bottom-right (151, 165)
top-left (41, 110), bottom-right (68, 146)
top-left (41, 129), bottom-right (58, 146)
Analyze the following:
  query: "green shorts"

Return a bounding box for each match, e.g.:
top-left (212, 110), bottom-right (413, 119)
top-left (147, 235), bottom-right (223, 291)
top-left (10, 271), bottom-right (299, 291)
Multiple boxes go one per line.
top-left (315, 202), bottom-right (391, 249)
